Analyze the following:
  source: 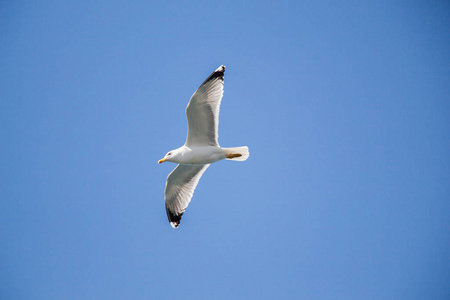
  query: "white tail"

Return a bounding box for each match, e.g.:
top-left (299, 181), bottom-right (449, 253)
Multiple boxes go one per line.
top-left (223, 146), bottom-right (249, 161)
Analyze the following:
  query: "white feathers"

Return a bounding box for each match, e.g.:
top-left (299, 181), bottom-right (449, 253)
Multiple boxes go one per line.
top-left (185, 65), bottom-right (225, 147)
top-left (164, 164), bottom-right (210, 228)
top-left (160, 65), bottom-right (249, 228)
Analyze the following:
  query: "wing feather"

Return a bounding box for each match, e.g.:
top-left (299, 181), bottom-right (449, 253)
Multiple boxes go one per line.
top-left (164, 164), bottom-right (210, 228)
top-left (185, 65), bottom-right (225, 147)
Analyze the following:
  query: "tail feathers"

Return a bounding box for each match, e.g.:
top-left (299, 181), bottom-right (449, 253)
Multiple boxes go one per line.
top-left (224, 146), bottom-right (249, 161)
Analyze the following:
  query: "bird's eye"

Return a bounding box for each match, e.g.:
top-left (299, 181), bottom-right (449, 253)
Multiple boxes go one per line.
top-left (167, 152), bottom-right (172, 156)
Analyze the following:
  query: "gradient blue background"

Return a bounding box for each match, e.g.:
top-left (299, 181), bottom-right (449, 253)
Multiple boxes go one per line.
top-left (1, 1), bottom-right (449, 299)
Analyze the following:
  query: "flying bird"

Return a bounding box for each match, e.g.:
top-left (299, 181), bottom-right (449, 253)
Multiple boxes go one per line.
top-left (158, 65), bottom-right (249, 228)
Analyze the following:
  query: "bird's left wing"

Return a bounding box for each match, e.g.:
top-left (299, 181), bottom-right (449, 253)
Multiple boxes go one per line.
top-left (164, 164), bottom-right (210, 228)
top-left (185, 65), bottom-right (225, 147)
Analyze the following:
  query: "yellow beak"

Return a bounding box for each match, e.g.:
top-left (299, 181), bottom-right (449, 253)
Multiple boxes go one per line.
top-left (158, 158), bottom-right (167, 164)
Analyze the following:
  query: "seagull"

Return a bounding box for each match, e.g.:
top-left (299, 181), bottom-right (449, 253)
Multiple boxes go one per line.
top-left (158, 65), bottom-right (249, 228)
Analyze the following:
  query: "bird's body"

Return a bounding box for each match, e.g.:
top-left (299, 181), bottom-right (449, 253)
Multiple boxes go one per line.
top-left (158, 65), bottom-right (249, 228)
top-left (163, 145), bottom-right (225, 165)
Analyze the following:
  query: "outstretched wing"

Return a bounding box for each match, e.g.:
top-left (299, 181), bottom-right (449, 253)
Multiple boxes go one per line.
top-left (164, 164), bottom-right (210, 228)
top-left (185, 65), bottom-right (225, 147)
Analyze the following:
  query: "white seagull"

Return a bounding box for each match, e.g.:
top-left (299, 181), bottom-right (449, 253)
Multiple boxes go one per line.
top-left (158, 65), bottom-right (249, 228)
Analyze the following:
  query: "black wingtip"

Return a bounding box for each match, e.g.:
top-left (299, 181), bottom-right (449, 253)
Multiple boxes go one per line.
top-left (166, 208), bottom-right (183, 228)
top-left (201, 65), bottom-right (225, 85)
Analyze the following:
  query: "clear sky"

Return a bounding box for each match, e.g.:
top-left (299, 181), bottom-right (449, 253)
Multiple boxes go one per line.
top-left (1, 1), bottom-right (449, 299)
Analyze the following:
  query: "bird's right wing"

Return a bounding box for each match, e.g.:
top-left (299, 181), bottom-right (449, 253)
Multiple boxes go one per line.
top-left (164, 164), bottom-right (210, 228)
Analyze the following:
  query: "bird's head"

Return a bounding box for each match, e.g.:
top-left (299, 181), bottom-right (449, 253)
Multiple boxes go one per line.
top-left (158, 149), bottom-right (177, 164)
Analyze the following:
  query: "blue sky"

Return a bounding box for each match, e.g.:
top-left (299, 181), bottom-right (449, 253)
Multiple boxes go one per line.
top-left (1, 1), bottom-right (449, 299)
